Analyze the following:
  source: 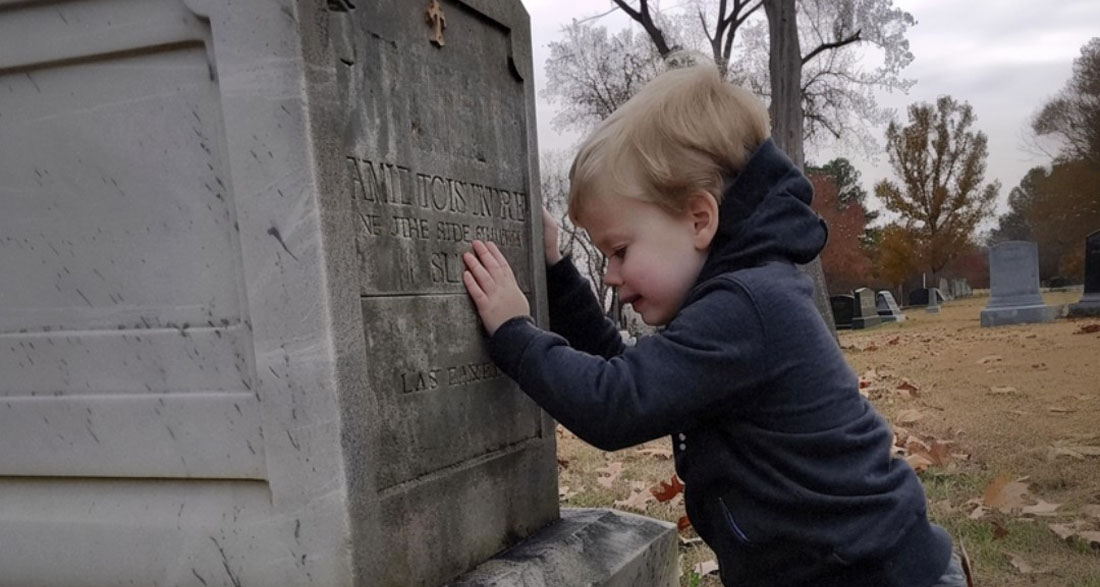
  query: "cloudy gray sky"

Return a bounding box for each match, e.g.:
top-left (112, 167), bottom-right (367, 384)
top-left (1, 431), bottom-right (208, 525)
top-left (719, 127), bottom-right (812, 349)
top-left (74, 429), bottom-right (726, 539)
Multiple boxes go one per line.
top-left (522, 0), bottom-right (1100, 222)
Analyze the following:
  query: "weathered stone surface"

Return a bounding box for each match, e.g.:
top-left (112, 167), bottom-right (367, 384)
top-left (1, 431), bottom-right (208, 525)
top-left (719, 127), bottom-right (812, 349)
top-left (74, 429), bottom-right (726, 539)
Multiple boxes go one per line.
top-left (981, 241), bottom-right (1061, 327)
top-left (1069, 229), bottom-right (1100, 317)
top-left (0, 1), bottom-right (565, 585)
top-left (852, 287), bottom-right (881, 329)
top-left (449, 509), bottom-right (679, 587)
top-left (876, 291), bottom-right (906, 322)
top-left (830, 294), bottom-right (855, 330)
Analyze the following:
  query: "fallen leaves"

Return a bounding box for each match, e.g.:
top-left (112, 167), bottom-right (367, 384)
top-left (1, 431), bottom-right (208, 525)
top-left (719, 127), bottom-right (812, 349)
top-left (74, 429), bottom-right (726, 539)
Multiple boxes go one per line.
top-left (895, 408), bottom-right (925, 425)
top-left (1073, 323), bottom-right (1100, 335)
top-left (981, 475), bottom-right (1061, 516)
top-left (977, 355), bottom-right (1003, 365)
top-left (1050, 436), bottom-right (1100, 459)
top-left (651, 475), bottom-right (684, 502)
top-left (692, 560), bottom-right (719, 577)
top-left (595, 462), bottom-right (623, 488)
top-left (635, 447), bottom-right (673, 460)
top-left (1048, 522), bottom-right (1100, 548)
top-left (612, 489), bottom-right (654, 512)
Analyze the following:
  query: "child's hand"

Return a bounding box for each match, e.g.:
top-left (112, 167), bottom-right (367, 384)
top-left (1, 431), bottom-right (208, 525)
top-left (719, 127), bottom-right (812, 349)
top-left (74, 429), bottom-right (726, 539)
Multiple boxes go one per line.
top-left (542, 207), bottom-right (563, 267)
top-left (463, 240), bottom-right (530, 336)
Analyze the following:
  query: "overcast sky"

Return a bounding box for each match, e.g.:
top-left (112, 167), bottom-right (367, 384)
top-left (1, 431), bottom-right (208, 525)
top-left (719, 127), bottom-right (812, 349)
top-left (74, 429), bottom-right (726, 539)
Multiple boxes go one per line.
top-left (521, 0), bottom-right (1100, 222)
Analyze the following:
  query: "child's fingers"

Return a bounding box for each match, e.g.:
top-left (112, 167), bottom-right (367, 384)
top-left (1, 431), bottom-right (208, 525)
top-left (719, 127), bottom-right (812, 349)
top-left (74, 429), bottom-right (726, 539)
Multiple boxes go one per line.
top-left (462, 271), bottom-right (487, 305)
top-left (472, 240), bottom-right (505, 274)
top-left (462, 251), bottom-right (495, 289)
top-left (485, 242), bottom-right (513, 277)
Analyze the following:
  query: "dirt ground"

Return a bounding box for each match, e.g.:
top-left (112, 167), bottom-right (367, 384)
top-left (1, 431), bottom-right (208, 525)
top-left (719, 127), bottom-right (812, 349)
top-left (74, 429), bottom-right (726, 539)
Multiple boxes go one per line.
top-left (556, 290), bottom-right (1100, 586)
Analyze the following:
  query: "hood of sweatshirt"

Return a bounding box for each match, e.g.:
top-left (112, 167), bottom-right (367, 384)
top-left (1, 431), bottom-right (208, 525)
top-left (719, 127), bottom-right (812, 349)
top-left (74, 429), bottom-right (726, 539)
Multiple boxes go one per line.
top-left (695, 138), bottom-right (828, 286)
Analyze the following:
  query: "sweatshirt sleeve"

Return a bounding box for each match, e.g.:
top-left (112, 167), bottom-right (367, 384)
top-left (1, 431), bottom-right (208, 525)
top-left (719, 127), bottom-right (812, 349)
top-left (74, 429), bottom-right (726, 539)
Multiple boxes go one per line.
top-left (489, 277), bottom-right (769, 450)
top-left (545, 256), bottom-right (626, 359)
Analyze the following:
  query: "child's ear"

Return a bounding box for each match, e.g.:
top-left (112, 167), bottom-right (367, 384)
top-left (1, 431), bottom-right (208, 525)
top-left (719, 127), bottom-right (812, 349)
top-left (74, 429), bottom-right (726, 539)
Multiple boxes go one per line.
top-left (686, 191), bottom-right (719, 250)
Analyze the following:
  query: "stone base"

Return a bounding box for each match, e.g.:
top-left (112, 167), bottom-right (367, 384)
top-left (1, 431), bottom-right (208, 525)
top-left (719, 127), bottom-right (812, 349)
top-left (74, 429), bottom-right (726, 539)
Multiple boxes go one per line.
top-left (852, 316), bottom-right (881, 329)
top-left (1068, 300), bottom-right (1100, 317)
top-left (448, 509), bottom-right (679, 587)
top-left (878, 314), bottom-right (906, 323)
top-left (925, 305), bottom-right (941, 314)
top-left (980, 304), bottom-right (1063, 327)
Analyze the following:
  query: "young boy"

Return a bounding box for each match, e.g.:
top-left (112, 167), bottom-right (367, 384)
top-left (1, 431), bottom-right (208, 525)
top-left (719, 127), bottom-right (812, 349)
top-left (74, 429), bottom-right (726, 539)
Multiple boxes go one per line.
top-left (461, 65), bottom-right (964, 587)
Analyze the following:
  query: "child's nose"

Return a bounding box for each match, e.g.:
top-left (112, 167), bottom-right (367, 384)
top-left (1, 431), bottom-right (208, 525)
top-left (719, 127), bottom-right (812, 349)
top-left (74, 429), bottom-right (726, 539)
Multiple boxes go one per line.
top-left (603, 259), bottom-right (622, 286)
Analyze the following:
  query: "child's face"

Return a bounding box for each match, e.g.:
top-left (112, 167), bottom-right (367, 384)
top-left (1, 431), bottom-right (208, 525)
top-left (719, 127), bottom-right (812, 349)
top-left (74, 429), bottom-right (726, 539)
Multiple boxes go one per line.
top-left (580, 195), bottom-right (710, 326)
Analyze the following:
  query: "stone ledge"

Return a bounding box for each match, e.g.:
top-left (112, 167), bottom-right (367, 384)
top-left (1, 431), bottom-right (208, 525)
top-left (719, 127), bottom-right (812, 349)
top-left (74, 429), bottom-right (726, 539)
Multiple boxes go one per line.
top-left (448, 508), bottom-right (679, 587)
top-left (980, 304), bottom-right (1064, 327)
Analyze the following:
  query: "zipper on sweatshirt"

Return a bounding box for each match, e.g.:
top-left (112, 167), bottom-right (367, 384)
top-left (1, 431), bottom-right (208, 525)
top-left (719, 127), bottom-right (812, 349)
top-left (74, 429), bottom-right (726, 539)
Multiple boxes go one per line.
top-left (719, 497), bottom-right (752, 544)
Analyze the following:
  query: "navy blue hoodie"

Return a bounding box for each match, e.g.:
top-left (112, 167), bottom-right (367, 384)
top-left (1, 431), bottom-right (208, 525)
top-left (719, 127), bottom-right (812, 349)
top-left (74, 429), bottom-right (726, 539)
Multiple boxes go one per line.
top-left (488, 139), bottom-right (953, 587)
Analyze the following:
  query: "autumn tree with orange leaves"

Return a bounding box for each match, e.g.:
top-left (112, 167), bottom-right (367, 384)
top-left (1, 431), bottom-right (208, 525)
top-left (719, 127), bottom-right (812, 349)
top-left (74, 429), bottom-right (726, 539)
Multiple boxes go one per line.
top-left (809, 173), bottom-right (872, 293)
top-left (875, 96), bottom-right (998, 281)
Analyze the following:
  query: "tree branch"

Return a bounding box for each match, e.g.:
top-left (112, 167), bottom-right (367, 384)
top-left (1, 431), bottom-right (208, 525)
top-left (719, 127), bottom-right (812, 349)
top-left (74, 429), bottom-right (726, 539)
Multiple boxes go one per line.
top-left (613, 0), bottom-right (673, 57)
top-left (802, 29), bottom-right (861, 65)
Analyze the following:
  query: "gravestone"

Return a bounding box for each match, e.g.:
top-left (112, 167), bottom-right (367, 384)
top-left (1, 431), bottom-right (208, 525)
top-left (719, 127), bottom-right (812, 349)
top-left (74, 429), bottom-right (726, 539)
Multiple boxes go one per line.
top-left (0, 2), bottom-right (675, 586)
top-left (908, 287), bottom-right (944, 307)
top-left (981, 241), bottom-right (1061, 327)
top-left (830, 294), bottom-right (855, 329)
top-left (950, 278), bottom-right (971, 298)
top-left (1069, 229), bottom-right (1100, 317)
top-left (852, 288), bottom-right (881, 329)
top-left (938, 278), bottom-right (953, 300)
top-left (876, 291), bottom-right (906, 322)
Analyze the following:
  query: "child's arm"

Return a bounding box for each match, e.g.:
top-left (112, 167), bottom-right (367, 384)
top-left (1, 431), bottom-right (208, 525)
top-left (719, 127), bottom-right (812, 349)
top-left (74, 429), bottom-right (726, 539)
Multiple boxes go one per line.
top-left (463, 240), bottom-right (768, 450)
top-left (541, 209), bottom-right (626, 359)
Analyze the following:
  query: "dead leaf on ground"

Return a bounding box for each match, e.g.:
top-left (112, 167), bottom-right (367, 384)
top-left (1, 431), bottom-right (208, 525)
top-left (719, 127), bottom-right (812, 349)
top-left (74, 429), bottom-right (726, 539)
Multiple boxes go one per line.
top-left (613, 489), bottom-right (655, 512)
top-left (1049, 522), bottom-right (1100, 548)
top-left (896, 379), bottom-right (920, 394)
top-left (988, 386), bottom-right (1020, 396)
top-left (983, 475), bottom-right (1031, 512)
top-left (1073, 323), bottom-right (1100, 334)
top-left (968, 505), bottom-right (988, 520)
top-left (1006, 552), bottom-right (1035, 574)
top-left (693, 560), bottom-right (720, 576)
top-left (636, 447), bottom-right (673, 460)
top-left (896, 409), bottom-right (925, 425)
top-left (1080, 504), bottom-right (1100, 519)
top-left (1048, 406), bottom-right (1076, 414)
top-left (978, 355), bottom-right (1003, 364)
top-left (906, 453), bottom-right (934, 472)
top-left (557, 458), bottom-right (570, 469)
top-left (1021, 499), bottom-right (1061, 516)
top-left (651, 475), bottom-right (684, 502)
top-left (991, 519), bottom-right (1010, 540)
top-left (677, 515), bottom-right (693, 533)
top-left (982, 475), bottom-right (1061, 516)
top-left (1050, 441), bottom-right (1100, 460)
top-left (595, 462), bottom-right (623, 488)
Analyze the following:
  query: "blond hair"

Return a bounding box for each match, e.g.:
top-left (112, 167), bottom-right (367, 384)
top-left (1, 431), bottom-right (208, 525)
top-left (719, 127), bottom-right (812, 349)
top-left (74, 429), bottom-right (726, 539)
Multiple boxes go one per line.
top-left (568, 64), bottom-right (770, 224)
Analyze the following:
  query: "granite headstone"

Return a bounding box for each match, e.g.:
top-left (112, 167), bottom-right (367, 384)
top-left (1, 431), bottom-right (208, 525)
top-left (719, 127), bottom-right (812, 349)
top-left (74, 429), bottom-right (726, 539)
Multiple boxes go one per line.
top-left (0, 2), bottom-right (675, 585)
top-left (908, 287), bottom-right (944, 307)
top-left (830, 294), bottom-right (855, 329)
top-left (1068, 229), bottom-right (1100, 317)
top-left (876, 291), bottom-right (906, 322)
top-left (981, 241), bottom-right (1061, 327)
top-left (852, 288), bottom-right (881, 329)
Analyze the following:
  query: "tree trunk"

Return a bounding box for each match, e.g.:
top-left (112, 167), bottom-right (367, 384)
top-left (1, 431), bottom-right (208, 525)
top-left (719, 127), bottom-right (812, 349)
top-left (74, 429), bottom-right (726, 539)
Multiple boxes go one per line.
top-left (765, 0), bottom-right (837, 335)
